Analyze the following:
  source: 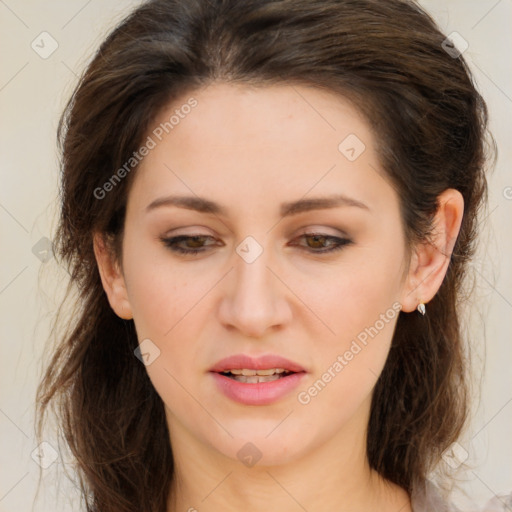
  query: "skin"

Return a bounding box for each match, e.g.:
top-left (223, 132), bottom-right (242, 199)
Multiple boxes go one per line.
top-left (94, 82), bottom-right (464, 512)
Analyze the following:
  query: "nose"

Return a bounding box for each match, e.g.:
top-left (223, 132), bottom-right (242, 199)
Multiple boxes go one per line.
top-left (217, 242), bottom-right (292, 338)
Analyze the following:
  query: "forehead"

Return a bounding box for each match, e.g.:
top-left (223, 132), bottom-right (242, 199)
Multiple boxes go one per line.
top-left (157, 82), bottom-right (369, 154)
top-left (127, 82), bottom-right (393, 215)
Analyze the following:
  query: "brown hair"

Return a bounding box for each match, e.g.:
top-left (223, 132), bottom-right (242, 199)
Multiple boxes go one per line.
top-left (37, 0), bottom-right (492, 511)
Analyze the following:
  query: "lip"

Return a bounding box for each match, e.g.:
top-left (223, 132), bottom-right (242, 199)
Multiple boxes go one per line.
top-left (210, 371), bottom-right (307, 405)
top-left (209, 354), bottom-right (306, 373)
top-left (209, 354), bottom-right (307, 406)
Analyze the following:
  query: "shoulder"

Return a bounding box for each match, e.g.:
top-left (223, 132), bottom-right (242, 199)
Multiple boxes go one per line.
top-left (411, 480), bottom-right (512, 512)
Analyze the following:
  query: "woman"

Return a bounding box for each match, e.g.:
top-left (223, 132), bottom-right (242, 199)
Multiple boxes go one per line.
top-left (37, 0), bottom-right (508, 511)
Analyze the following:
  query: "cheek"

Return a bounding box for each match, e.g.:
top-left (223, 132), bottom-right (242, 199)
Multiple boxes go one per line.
top-left (122, 237), bottom-right (204, 338)
top-left (121, 241), bottom-right (216, 398)
top-left (123, 261), bottom-right (210, 419)
top-left (300, 247), bottom-right (402, 341)
top-left (294, 250), bottom-right (403, 408)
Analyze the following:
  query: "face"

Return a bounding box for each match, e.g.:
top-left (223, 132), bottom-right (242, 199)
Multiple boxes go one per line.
top-left (107, 83), bottom-right (414, 467)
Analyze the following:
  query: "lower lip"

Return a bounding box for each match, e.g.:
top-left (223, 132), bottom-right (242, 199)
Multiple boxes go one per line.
top-left (210, 371), bottom-right (307, 405)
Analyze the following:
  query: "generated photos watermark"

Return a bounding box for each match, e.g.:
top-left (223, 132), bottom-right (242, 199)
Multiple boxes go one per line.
top-left (297, 301), bottom-right (402, 405)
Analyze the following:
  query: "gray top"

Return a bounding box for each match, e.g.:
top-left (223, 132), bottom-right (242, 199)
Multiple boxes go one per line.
top-left (411, 480), bottom-right (512, 512)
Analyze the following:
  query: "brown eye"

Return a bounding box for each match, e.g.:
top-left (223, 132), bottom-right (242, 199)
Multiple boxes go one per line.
top-left (292, 233), bottom-right (353, 253)
top-left (186, 236), bottom-right (209, 248)
top-left (161, 235), bottom-right (218, 255)
top-left (305, 234), bottom-right (329, 249)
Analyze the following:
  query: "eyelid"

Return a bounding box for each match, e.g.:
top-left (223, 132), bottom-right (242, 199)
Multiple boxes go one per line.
top-left (161, 225), bottom-right (216, 237)
top-left (293, 225), bottom-right (350, 238)
top-left (162, 234), bottom-right (220, 245)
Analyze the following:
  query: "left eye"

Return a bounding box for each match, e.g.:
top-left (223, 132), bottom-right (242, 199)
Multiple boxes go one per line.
top-left (290, 233), bottom-right (353, 253)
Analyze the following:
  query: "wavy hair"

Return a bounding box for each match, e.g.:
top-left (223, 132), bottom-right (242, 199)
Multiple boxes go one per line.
top-left (37, 1), bottom-right (492, 511)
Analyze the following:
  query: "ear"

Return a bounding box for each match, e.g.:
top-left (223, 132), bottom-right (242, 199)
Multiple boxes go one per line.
top-left (400, 189), bottom-right (464, 313)
top-left (93, 232), bottom-right (133, 320)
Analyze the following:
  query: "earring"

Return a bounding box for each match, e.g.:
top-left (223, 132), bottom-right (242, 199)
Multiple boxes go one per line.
top-left (417, 302), bottom-right (426, 315)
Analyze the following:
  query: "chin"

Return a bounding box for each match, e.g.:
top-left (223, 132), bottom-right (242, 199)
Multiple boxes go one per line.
top-left (203, 423), bottom-right (317, 468)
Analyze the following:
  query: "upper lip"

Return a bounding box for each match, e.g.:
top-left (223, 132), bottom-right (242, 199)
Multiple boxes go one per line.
top-left (210, 354), bottom-right (306, 373)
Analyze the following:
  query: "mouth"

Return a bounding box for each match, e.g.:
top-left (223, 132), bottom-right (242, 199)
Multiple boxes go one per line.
top-left (209, 354), bottom-right (307, 405)
top-left (218, 368), bottom-right (296, 383)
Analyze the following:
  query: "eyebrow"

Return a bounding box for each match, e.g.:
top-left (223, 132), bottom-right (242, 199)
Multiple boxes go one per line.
top-left (280, 195), bottom-right (369, 216)
top-left (145, 193), bottom-right (370, 217)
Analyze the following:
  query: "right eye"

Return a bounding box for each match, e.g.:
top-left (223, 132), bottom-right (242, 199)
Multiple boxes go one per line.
top-left (160, 235), bottom-right (219, 255)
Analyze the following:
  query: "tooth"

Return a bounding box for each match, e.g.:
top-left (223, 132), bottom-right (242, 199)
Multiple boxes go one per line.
top-left (255, 368), bottom-right (276, 376)
top-left (223, 368), bottom-right (290, 376)
top-left (232, 374), bottom-right (282, 383)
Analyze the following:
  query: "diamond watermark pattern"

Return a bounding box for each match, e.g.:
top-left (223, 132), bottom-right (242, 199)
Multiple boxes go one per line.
top-left (134, 338), bottom-right (161, 366)
top-left (338, 134), bottom-right (366, 162)
top-left (441, 32), bottom-right (469, 59)
top-left (442, 442), bottom-right (469, 469)
top-left (32, 236), bottom-right (54, 263)
top-left (236, 236), bottom-right (263, 264)
top-left (237, 442), bottom-right (263, 467)
top-left (31, 441), bottom-right (58, 469)
top-left (31, 31), bottom-right (59, 59)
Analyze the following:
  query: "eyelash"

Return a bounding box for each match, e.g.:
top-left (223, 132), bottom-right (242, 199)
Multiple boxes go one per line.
top-left (160, 233), bottom-right (353, 256)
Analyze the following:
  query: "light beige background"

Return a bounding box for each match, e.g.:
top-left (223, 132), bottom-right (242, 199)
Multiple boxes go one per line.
top-left (1, 1), bottom-right (511, 511)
